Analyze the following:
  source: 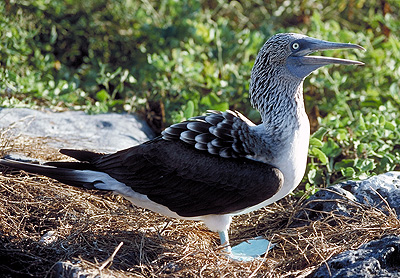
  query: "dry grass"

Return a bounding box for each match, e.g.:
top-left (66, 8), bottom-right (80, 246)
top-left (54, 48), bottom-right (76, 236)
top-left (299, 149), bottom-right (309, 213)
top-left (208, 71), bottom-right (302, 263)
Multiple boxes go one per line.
top-left (1, 127), bottom-right (400, 277)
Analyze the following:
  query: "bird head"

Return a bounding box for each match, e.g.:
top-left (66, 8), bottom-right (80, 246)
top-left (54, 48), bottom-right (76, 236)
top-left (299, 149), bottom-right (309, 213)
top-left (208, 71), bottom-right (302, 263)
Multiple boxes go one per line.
top-left (254, 33), bottom-right (365, 80)
top-left (249, 33), bottom-right (364, 119)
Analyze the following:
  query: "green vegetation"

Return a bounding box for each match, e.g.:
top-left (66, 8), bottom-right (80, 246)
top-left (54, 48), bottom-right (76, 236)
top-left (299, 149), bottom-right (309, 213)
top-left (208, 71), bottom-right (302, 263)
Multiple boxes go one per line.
top-left (1, 0), bottom-right (399, 191)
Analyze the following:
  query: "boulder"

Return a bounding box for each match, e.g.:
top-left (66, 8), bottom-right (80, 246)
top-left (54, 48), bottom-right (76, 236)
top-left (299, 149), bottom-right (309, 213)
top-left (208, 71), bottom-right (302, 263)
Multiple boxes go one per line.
top-left (293, 172), bottom-right (400, 227)
top-left (0, 108), bottom-right (154, 153)
top-left (312, 235), bottom-right (400, 278)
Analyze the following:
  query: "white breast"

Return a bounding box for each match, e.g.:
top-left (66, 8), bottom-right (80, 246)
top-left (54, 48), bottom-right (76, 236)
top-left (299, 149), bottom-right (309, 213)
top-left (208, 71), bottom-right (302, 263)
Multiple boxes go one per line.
top-left (233, 115), bottom-right (310, 215)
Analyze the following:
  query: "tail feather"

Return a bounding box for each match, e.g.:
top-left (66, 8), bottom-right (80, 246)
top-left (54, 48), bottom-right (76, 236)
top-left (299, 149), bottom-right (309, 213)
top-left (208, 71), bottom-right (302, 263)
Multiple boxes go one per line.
top-left (59, 149), bottom-right (103, 163)
top-left (0, 159), bottom-right (97, 189)
top-left (45, 161), bottom-right (97, 171)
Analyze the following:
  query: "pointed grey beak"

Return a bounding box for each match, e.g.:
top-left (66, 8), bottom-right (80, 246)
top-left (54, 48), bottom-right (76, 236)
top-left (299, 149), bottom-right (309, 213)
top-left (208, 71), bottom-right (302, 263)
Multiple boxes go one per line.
top-left (293, 37), bottom-right (365, 66)
top-left (287, 37), bottom-right (365, 79)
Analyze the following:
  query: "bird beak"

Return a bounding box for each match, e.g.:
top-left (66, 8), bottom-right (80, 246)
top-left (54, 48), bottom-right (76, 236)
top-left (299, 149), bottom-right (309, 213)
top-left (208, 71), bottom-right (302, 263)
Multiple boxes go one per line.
top-left (294, 37), bottom-right (365, 66)
top-left (287, 37), bottom-right (365, 79)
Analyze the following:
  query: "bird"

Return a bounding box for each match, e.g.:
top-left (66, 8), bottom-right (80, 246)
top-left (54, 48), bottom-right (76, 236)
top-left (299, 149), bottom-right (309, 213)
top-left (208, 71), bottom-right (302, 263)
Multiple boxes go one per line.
top-left (0, 33), bottom-right (364, 261)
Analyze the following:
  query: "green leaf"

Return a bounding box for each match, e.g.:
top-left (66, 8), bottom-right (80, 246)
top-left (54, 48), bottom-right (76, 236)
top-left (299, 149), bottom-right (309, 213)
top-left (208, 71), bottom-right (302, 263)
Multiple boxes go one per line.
top-left (310, 147), bottom-right (329, 164)
top-left (213, 102), bottom-right (229, 111)
top-left (309, 137), bottom-right (323, 147)
top-left (200, 92), bottom-right (229, 111)
top-left (321, 138), bottom-right (341, 158)
top-left (307, 168), bottom-right (325, 185)
top-left (341, 167), bottom-right (356, 178)
top-left (305, 183), bottom-right (319, 195)
top-left (307, 168), bottom-right (317, 184)
top-left (96, 89), bottom-right (110, 102)
top-left (335, 128), bottom-right (348, 141)
top-left (184, 100), bottom-right (195, 119)
top-left (384, 121), bottom-right (396, 131)
top-left (379, 154), bottom-right (395, 172)
top-left (200, 92), bottom-right (219, 107)
top-left (334, 159), bottom-right (355, 170)
top-left (311, 127), bottom-right (328, 141)
top-left (358, 114), bottom-right (366, 130)
top-left (379, 115), bottom-right (385, 126)
top-left (357, 143), bottom-right (369, 156)
top-left (356, 159), bottom-right (375, 172)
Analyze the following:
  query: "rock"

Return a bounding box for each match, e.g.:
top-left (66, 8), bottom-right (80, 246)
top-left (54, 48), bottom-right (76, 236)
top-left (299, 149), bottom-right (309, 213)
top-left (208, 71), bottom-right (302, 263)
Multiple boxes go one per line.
top-left (51, 261), bottom-right (89, 278)
top-left (39, 231), bottom-right (58, 246)
top-left (51, 261), bottom-right (118, 278)
top-left (354, 172), bottom-right (400, 216)
top-left (0, 108), bottom-right (154, 153)
top-left (293, 172), bottom-right (400, 226)
top-left (312, 235), bottom-right (400, 278)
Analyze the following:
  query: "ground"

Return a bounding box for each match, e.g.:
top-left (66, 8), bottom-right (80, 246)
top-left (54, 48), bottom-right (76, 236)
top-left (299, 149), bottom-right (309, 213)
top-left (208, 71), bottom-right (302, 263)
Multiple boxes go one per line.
top-left (1, 126), bottom-right (400, 278)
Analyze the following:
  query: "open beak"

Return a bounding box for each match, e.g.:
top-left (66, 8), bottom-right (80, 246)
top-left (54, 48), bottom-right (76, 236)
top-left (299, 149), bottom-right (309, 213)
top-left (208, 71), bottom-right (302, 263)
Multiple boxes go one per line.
top-left (287, 37), bottom-right (365, 78)
top-left (294, 37), bottom-right (365, 66)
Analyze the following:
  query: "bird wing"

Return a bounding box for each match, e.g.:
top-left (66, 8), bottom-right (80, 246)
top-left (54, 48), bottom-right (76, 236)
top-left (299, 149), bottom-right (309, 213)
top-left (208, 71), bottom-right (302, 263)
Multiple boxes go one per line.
top-left (162, 110), bottom-right (259, 159)
top-left (54, 138), bottom-right (283, 217)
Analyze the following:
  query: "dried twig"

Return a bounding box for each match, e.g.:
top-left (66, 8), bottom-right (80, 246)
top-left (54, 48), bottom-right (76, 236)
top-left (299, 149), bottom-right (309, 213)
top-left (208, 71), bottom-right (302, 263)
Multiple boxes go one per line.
top-left (99, 241), bottom-right (124, 271)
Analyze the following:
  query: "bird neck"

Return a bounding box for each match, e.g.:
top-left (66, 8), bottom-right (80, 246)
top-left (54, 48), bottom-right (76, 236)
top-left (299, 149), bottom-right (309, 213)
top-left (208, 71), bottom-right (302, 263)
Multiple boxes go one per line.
top-left (248, 71), bottom-right (309, 165)
top-left (250, 73), bottom-right (306, 131)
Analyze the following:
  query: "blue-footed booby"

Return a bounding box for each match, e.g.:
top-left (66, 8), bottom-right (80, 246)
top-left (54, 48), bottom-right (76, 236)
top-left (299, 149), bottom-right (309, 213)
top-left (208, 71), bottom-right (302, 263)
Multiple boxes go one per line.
top-left (0, 33), bottom-right (364, 260)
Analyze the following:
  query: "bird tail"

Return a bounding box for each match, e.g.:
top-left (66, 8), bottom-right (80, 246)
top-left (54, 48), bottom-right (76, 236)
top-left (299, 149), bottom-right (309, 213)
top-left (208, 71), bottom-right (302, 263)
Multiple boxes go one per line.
top-left (0, 158), bottom-right (100, 189)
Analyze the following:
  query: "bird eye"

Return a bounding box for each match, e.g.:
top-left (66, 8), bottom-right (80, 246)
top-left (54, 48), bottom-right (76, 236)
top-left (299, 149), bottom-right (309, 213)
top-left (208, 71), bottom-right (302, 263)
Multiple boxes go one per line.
top-left (292, 42), bottom-right (300, 50)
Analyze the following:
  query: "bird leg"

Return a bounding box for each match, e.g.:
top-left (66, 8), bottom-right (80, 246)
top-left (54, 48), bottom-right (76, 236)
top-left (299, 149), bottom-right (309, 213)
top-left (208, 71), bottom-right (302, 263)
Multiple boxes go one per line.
top-left (218, 230), bottom-right (232, 254)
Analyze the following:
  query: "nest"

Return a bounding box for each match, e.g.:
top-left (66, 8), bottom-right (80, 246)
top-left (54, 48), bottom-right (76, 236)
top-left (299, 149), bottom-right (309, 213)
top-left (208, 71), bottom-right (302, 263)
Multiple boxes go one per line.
top-left (1, 126), bottom-right (399, 277)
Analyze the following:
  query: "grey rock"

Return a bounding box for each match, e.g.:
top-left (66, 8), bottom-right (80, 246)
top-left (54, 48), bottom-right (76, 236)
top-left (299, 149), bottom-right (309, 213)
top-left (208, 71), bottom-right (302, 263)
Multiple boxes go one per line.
top-left (312, 235), bottom-right (400, 278)
top-left (0, 108), bottom-right (154, 153)
top-left (293, 172), bottom-right (400, 226)
top-left (354, 172), bottom-right (400, 216)
top-left (51, 261), bottom-right (90, 278)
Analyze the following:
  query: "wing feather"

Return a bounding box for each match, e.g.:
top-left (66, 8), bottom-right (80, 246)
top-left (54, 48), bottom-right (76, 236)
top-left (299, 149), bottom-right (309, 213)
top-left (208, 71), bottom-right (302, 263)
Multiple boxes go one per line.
top-left (161, 110), bottom-right (258, 159)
